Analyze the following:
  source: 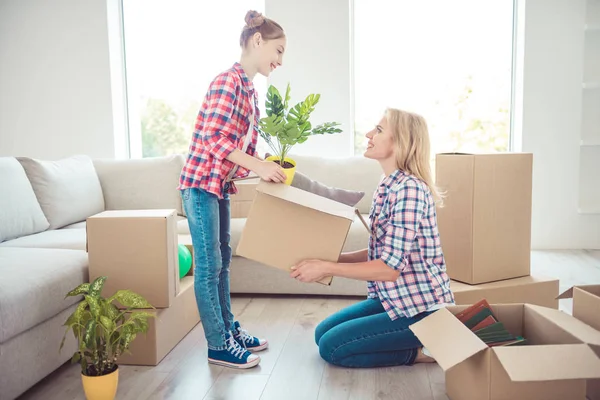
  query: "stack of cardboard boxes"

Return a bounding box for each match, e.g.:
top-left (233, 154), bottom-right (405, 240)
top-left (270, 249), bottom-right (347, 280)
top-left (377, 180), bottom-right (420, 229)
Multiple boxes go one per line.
top-left (86, 209), bottom-right (199, 366)
top-left (435, 153), bottom-right (560, 308)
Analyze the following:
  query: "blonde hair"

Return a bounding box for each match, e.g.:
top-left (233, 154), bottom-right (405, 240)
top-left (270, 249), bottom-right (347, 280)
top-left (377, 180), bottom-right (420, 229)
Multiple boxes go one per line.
top-left (385, 108), bottom-right (443, 205)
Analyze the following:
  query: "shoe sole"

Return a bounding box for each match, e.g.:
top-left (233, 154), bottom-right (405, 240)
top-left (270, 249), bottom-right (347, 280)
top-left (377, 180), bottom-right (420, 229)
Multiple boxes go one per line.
top-left (208, 356), bottom-right (260, 369)
top-left (247, 341), bottom-right (269, 352)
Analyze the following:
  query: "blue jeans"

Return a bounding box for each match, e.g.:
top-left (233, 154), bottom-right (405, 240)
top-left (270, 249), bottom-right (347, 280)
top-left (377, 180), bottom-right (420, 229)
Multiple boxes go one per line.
top-left (315, 298), bottom-right (431, 368)
top-left (181, 186), bottom-right (234, 351)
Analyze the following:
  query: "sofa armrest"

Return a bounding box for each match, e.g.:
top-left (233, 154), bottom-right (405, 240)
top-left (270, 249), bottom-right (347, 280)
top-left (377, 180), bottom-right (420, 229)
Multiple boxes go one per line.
top-left (93, 155), bottom-right (185, 216)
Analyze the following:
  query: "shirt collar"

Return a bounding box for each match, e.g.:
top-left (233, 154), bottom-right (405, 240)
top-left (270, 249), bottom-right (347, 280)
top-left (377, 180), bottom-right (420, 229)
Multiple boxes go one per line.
top-left (379, 169), bottom-right (404, 191)
top-left (232, 62), bottom-right (255, 94)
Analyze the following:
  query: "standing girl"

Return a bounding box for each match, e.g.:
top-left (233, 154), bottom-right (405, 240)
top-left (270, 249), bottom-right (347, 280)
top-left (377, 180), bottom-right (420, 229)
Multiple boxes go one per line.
top-left (291, 108), bottom-right (455, 368)
top-left (178, 10), bottom-right (287, 369)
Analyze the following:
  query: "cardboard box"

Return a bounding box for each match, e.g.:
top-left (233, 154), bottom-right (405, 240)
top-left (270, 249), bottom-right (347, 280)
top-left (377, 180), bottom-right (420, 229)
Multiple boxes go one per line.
top-left (410, 303), bottom-right (600, 400)
top-left (452, 275), bottom-right (559, 309)
top-left (236, 181), bottom-right (370, 285)
top-left (87, 209), bottom-right (178, 309)
top-left (230, 178), bottom-right (260, 218)
top-left (117, 276), bottom-right (200, 366)
top-left (558, 285), bottom-right (600, 331)
top-left (559, 285), bottom-right (600, 400)
top-left (435, 153), bottom-right (533, 284)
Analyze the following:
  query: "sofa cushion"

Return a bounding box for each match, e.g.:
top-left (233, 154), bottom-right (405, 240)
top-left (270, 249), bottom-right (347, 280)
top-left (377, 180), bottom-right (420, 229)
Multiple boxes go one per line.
top-left (0, 247), bottom-right (88, 343)
top-left (176, 216), bottom-right (371, 255)
top-left (93, 154), bottom-right (185, 216)
top-left (17, 155), bottom-right (105, 229)
top-left (0, 158), bottom-right (50, 242)
top-left (61, 221), bottom-right (86, 229)
top-left (0, 229), bottom-right (87, 251)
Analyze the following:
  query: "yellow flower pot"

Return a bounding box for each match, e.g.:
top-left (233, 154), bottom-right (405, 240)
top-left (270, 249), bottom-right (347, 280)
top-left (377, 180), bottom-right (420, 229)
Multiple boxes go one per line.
top-left (81, 367), bottom-right (119, 400)
top-left (266, 155), bottom-right (296, 185)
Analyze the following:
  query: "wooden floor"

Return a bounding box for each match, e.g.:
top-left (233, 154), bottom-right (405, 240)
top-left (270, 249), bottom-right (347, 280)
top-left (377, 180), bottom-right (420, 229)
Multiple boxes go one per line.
top-left (19, 250), bottom-right (600, 400)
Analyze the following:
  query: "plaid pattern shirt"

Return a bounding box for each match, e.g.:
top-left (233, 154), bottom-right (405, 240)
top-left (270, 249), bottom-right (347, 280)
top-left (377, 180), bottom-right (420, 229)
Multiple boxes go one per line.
top-left (178, 63), bottom-right (259, 198)
top-left (367, 169), bottom-right (454, 320)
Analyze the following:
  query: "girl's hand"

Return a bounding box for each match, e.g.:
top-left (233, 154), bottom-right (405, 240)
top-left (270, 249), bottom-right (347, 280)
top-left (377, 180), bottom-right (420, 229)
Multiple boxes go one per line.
top-left (291, 259), bottom-right (332, 282)
top-left (255, 160), bottom-right (287, 183)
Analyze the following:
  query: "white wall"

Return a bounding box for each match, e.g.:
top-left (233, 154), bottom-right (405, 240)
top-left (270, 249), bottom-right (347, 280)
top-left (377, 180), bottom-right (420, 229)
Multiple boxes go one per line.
top-left (516, 0), bottom-right (600, 249)
top-left (0, 0), bottom-right (597, 249)
top-left (265, 0), bottom-right (353, 158)
top-left (0, 0), bottom-right (121, 160)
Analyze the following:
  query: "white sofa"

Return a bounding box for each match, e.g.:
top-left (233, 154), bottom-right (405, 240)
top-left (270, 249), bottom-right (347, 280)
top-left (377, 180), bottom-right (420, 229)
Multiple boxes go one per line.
top-left (0, 153), bottom-right (382, 400)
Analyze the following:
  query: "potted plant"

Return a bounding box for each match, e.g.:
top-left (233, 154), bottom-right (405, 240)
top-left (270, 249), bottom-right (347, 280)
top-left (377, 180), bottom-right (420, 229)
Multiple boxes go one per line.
top-left (259, 83), bottom-right (342, 185)
top-left (59, 276), bottom-right (155, 400)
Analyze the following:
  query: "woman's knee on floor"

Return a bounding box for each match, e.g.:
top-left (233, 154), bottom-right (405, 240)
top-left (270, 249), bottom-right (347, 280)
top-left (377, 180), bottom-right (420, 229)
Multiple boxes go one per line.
top-left (317, 330), bottom-right (343, 365)
top-left (314, 318), bottom-right (332, 346)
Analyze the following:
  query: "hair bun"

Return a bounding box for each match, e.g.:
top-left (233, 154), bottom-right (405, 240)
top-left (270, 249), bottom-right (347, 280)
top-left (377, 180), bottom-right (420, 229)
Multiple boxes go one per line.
top-left (245, 10), bottom-right (265, 28)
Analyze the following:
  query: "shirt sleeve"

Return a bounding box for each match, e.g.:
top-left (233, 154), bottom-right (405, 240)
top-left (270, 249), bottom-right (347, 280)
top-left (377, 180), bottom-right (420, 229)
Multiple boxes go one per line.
top-left (380, 181), bottom-right (427, 271)
top-left (202, 73), bottom-right (240, 160)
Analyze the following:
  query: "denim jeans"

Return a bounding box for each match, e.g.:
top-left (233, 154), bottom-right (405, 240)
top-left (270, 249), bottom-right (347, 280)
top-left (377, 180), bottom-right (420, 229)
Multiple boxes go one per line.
top-left (314, 298), bottom-right (432, 368)
top-left (181, 186), bottom-right (234, 351)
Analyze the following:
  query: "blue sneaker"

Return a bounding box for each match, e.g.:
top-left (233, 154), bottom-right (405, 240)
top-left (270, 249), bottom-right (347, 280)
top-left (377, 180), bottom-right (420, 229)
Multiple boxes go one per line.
top-left (233, 321), bottom-right (269, 352)
top-left (207, 332), bottom-right (260, 369)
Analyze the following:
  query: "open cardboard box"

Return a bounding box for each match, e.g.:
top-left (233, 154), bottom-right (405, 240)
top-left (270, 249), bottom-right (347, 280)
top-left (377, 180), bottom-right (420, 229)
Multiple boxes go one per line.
top-left (558, 285), bottom-right (600, 332)
top-left (236, 180), bottom-right (370, 285)
top-left (559, 285), bottom-right (600, 399)
top-left (410, 303), bottom-right (600, 400)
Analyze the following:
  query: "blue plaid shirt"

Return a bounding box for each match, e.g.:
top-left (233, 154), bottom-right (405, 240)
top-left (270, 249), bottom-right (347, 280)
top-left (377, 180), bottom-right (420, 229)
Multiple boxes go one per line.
top-left (367, 169), bottom-right (454, 320)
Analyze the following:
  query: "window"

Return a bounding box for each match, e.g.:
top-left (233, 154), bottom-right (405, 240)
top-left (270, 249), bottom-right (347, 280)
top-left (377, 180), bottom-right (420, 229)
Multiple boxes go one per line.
top-left (353, 0), bottom-right (515, 158)
top-left (122, 0), bottom-right (266, 158)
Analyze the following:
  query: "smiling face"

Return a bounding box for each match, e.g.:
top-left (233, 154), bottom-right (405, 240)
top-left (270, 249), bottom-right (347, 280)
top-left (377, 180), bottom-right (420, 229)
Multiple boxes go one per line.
top-left (364, 116), bottom-right (395, 162)
top-left (240, 12), bottom-right (286, 78)
top-left (251, 34), bottom-right (286, 77)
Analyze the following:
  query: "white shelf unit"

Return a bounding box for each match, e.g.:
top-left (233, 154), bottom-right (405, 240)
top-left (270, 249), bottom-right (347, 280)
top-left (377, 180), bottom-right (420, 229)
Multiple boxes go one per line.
top-left (579, 0), bottom-right (600, 214)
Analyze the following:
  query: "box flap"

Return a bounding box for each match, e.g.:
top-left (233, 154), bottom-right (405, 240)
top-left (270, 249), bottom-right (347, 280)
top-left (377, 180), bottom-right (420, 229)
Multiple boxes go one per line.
top-left (557, 287), bottom-right (574, 300)
top-left (557, 285), bottom-right (600, 300)
top-left (526, 304), bottom-right (600, 346)
top-left (494, 344), bottom-right (600, 381)
top-left (256, 181), bottom-right (356, 220)
top-left (409, 308), bottom-right (488, 371)
top-left (354, 209), bottom-right (373, 236)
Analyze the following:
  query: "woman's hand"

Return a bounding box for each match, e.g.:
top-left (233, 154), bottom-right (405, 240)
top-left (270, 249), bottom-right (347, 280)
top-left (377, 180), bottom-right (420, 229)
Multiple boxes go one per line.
top-left (291, 259), bottom-right (332, 283)
top-left (255, 160), bottom-right (287, 183)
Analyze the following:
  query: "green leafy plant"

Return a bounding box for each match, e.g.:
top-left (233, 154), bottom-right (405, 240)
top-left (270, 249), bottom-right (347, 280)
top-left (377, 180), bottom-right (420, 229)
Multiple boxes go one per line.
top-left (259, 83), bottom-right (342, 166)
top-left (59, 276), bottom-right (155, 376)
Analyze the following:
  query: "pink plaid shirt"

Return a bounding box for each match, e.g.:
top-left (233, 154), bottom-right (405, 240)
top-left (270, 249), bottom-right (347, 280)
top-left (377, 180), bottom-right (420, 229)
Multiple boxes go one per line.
top-left (178, 63), bottom-right (259, 198)
top-left (367, 169), bottom-right (454, 320)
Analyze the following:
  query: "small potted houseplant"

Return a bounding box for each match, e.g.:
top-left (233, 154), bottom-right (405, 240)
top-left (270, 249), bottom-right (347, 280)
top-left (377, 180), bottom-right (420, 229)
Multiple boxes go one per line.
top-left (259, 83), bottom-right (342, 185)
top-left (59, 276), bottom-right (155, 400)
